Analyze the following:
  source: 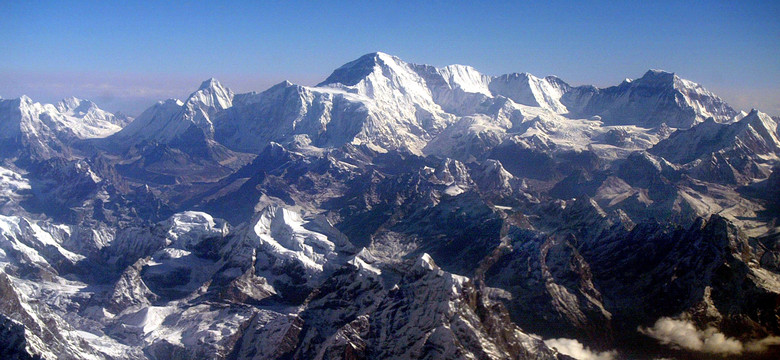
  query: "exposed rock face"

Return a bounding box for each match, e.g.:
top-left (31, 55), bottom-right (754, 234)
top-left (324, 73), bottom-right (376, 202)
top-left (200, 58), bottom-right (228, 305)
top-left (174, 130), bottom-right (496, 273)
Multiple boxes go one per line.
top-left (0, 315), bottom-right (41, 360)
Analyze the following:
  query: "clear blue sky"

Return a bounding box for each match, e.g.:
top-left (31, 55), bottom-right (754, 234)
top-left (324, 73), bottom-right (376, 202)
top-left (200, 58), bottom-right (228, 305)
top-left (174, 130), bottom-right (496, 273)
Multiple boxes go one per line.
top-left (1, 0), bottom-right (778, 115)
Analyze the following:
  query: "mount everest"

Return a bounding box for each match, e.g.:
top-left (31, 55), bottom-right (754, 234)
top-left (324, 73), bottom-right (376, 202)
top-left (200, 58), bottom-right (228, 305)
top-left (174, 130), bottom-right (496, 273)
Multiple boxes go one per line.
top-left (0, 52), bottom-right (778, 360)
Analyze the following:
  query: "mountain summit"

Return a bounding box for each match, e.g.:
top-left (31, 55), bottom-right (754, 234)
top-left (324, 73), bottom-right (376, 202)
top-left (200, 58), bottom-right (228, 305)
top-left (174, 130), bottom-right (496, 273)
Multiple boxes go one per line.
top-left (318, 52), bottom-right (389, 87)
top-left (114, 78), bottom-right (234, 145)
top-left (561, 69), bottom-right (736, 128)
top-left (0, 95), bottom-right (122, 159)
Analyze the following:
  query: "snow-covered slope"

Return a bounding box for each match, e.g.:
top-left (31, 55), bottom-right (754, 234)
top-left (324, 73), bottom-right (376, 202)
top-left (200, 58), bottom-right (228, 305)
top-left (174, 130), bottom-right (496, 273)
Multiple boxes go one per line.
top-left (237, 205), bottom-right (355, 287)
top-left (411, 63), bottom-right (493, 116)
top-left (437, 64), bottom-right (493, 96)
top-left (489, 73), bottom-right (570, 113)
top-left (0, 166), bottom-right (30, 215)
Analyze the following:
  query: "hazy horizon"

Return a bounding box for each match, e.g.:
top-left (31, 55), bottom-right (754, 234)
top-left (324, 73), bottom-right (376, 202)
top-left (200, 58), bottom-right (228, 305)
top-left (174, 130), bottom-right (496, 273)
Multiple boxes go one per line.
top-left (2, 1), bottom-right (778, 116)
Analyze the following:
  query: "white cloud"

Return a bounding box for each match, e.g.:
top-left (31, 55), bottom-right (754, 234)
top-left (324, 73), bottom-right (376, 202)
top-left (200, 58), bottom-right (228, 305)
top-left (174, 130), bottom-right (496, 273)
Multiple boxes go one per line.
top-left (640, 317), bottom-right (780, 355)
top-left (544, 338), bottom-right (618, 360)
top-left (745, 336), bottom-right (780, 353)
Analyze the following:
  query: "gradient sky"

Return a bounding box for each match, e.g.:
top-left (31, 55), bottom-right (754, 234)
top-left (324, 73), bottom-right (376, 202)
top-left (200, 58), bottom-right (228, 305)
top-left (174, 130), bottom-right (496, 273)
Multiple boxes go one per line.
top-left (1, 1), bottom-right (778, 116)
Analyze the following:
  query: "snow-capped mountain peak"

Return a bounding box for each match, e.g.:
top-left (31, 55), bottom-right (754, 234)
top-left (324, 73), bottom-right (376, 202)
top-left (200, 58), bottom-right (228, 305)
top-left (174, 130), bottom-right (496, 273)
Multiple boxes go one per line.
top-left (56, 96), bottom-right (95, 113)
top-left (306, 52), bottom-right (454, 153)
top-left (0, 95), bottom-right (123, 158)
top-left (188, 78), bottom-right (234, 111)
top-left (641, 68), bottom-right (675, 81)
top-left (634, 69), bottom-right (736, 123)
top-left (649, 108), bottom-right (779, 177)
top-left (54, 96), bottom-right (129, 127)
top-left (318, 52), bottom-right (388, 87)
top-left (318, 52), bottom-right (434, 102)
top-left (198, 77), bottom-right (221, 90)
top-left (182, 78), bottom-right (234, 136)
top-left (113, 79), bottom-right (234, 144)
top-left (560, 68), bottom-right (737, 128)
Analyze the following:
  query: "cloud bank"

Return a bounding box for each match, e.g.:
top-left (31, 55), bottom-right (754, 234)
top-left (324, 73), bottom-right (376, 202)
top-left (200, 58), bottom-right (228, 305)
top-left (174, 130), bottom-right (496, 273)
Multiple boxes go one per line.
top-left (544, 338), bottom-right (618, 360)
top-left (640, 317), bottom-right (780, 355)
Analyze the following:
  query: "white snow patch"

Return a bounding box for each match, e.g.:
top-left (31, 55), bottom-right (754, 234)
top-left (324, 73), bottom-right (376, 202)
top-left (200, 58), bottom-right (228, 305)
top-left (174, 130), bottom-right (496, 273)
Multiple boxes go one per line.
top-left (444, 185), bottom-right (465, 196)
top-left (348, 255), bottom-right (382, 275)
top-left (0, 166), bottom-right (31, 196)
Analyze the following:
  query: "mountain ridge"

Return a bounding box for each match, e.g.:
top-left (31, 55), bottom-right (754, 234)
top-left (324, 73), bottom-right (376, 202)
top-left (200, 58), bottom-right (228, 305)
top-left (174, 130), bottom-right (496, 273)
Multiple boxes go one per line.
top-left (1, 52), bottom-right (778, 360)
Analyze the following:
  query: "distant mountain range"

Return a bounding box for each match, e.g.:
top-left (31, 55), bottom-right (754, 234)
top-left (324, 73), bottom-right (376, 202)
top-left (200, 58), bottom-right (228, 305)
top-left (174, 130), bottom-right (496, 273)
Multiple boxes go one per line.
top-left (0, 52), bottom-right (778, 360)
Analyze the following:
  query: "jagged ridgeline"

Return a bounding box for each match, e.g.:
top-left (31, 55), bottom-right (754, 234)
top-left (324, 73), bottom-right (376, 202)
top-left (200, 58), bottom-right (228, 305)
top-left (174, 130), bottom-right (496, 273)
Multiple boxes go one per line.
top-left (0, 52), bottom-right (778, 360)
